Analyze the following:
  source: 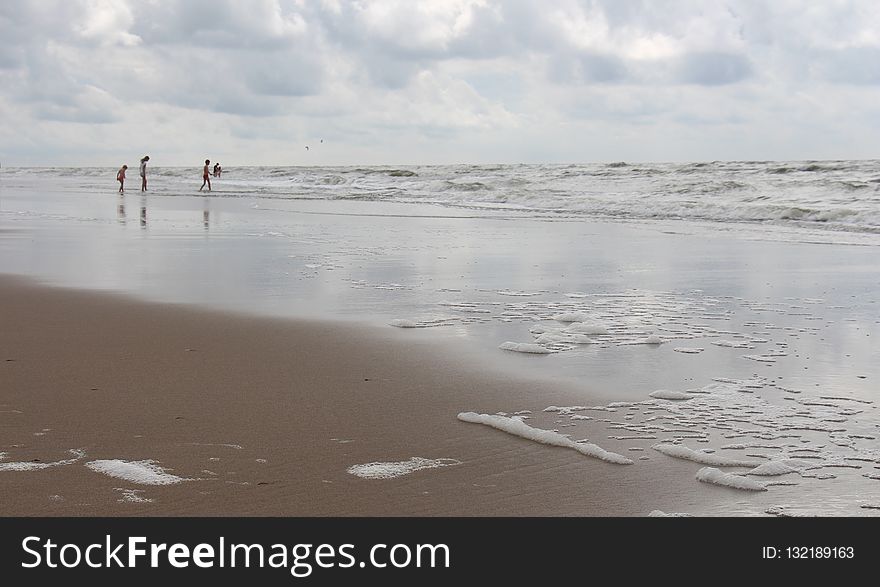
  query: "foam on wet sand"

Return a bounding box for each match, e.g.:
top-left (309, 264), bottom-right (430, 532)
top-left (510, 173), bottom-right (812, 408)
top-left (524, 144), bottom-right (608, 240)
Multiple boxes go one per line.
top-left (0, 449), bottom-right (85, 471)
top-left (347, 457), bottom-right (461, 479)
top-left (696, 467), bottom-right (767, 491)
top-left (85, 459), bottom-right (187, 485)
top-left (498, 342), bottom-right (554, 354)
top-left (648, 390), bottom-right (695, 401)
top-left (458, 412), bottom-right (633, 465)
top-left (652, 444), bottom-right (761, 467)
top-left (747, 459), bottom-right (809, 476)
top-left (648, 510), bottom-right (692, 517)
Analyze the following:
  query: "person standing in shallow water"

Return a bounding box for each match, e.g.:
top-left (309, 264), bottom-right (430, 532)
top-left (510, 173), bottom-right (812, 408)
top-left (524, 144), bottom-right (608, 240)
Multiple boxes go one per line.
top-left (116, 164), bottom-right (127, 193)
top-left (139, 155), bottom-right (150, 192)
top-left (200, 159), bottom-right (212, 191)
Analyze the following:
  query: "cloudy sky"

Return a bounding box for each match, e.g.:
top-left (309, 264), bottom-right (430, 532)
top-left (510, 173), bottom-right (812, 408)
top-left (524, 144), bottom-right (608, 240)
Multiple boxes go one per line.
top-left (2, 0), bottom-right (880, 166)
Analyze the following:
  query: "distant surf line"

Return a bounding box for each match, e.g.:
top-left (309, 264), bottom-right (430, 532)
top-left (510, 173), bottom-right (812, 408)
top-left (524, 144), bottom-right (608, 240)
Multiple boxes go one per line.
top-left (256, 207), bottom-right (504, 220)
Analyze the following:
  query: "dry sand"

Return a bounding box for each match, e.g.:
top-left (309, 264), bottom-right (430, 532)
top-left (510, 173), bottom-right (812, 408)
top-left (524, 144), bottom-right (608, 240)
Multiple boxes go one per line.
top-left (0, 276), bottom-right (720, 516)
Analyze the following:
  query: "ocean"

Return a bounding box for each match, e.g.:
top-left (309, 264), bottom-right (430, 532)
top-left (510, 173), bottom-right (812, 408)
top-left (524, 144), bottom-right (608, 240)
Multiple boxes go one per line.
top-left (3, 160), bottom-right (879, 242)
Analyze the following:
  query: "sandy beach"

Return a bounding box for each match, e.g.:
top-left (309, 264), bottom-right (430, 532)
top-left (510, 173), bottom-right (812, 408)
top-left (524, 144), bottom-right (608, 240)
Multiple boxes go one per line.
top-left (0, 275), bottom-right (700, 516)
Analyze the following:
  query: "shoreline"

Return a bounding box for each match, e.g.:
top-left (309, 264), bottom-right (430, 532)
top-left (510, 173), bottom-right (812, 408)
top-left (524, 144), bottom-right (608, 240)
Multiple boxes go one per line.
top-left (2, 190), bottom-right (878, 516)
top-left (1, 275), bottom-right (691, 516)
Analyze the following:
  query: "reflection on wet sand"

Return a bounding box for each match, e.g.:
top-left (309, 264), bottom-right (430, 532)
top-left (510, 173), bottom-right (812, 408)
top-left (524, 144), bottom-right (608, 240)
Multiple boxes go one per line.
top-left (118, 196), bottom-right (210, 230)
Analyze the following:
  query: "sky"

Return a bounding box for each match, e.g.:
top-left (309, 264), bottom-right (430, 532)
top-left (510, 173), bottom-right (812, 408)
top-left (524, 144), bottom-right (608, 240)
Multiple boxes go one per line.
top-left (2, 0), bottom-right (880, 166)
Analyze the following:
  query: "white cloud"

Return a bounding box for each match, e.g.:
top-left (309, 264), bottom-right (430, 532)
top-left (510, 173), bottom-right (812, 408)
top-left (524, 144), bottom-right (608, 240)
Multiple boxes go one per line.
top-left (2, 0), bottom-right (880, 165)
top-left (76, 0), bottom-right (142, 47)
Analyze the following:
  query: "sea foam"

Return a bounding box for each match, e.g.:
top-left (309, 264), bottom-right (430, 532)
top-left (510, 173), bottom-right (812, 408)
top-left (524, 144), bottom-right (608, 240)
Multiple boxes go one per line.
top-left (347, 457), bottom-right (461, 479)
top-left (0, 449), bottom-right (85, 471)
top-left (458, 412), bottom-right (632, 465)
top-left (648, 510), bottom-right (692, 517)
top-left (652, 444), bottom-right (760, 467)
top-left (696, 467), bottom-right (767, 491)
top-left (552, 312), bottom-right (591, 323)
top-left (564, 322), bottom-right (609, 335)
top-left (618, 335), bottom-right (664, 346)
top-left (747, 460), bottom-right (807, 476)
top-left (116, 488), bottom-right (155, 503)
top-left (711, 339), bottom-right (753, 349)
top-left (498, 342), bottom-right (553, 354)
top-left (85, 459), bottom-right (186, 485)
top-left (649, 390), bottom-right (695, 401)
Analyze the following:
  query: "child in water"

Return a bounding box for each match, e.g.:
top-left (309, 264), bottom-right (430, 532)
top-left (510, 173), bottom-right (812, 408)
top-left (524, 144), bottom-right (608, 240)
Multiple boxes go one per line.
top-left (200, 159), bottom-right (211, 191)
top-left (139, 155), bottom-right (149, 191)
top-left (117, 164), bottom-right (127, 193)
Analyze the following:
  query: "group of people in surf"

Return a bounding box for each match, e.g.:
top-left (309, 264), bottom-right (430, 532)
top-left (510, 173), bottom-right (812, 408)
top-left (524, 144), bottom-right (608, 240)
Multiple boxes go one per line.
top-left (115, 156), bottom-right (222, 193)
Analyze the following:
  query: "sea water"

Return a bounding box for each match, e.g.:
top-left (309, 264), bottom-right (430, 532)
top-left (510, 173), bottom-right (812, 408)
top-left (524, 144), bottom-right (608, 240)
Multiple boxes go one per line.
top-left (2, 161), bottom-right (879, 236)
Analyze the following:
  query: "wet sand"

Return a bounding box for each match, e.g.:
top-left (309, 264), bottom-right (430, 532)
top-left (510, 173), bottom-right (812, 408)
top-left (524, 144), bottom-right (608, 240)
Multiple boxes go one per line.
top-left (2, 276), bottom-right (715, 516)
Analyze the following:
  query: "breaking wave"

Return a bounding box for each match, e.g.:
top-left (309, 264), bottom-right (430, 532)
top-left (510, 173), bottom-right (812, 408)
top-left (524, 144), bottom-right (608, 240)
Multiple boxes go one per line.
top-left (3, 159), bottom-right (878, 235)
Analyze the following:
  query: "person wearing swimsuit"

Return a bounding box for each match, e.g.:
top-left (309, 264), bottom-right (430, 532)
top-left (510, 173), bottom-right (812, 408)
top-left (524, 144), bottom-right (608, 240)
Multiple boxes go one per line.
top-left (200, 159), bottom-right (211, 192)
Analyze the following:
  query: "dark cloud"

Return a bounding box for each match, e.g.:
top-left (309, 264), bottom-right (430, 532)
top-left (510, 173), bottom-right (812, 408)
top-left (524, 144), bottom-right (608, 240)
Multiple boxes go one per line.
top-left (127, 48), bottom-right (299, 116)
top-left (0, 0), bottom-right (324, 119)
top-left (32, 100), bottom-right (120, 124)
top-left (547, 52), bottom-right (751, 87)
top-left (578, 53), bottom-right (629, 83)
top-left (674, 52), bottom-right (752, 85)
top-left (128, 0), bottom-right (304, 50)
top-left (244, 66), bottom-right (321, 98)
top-left (547, 53), bottom-right (628, 84)
top-left (814, 47), bottom-right (880, 85)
